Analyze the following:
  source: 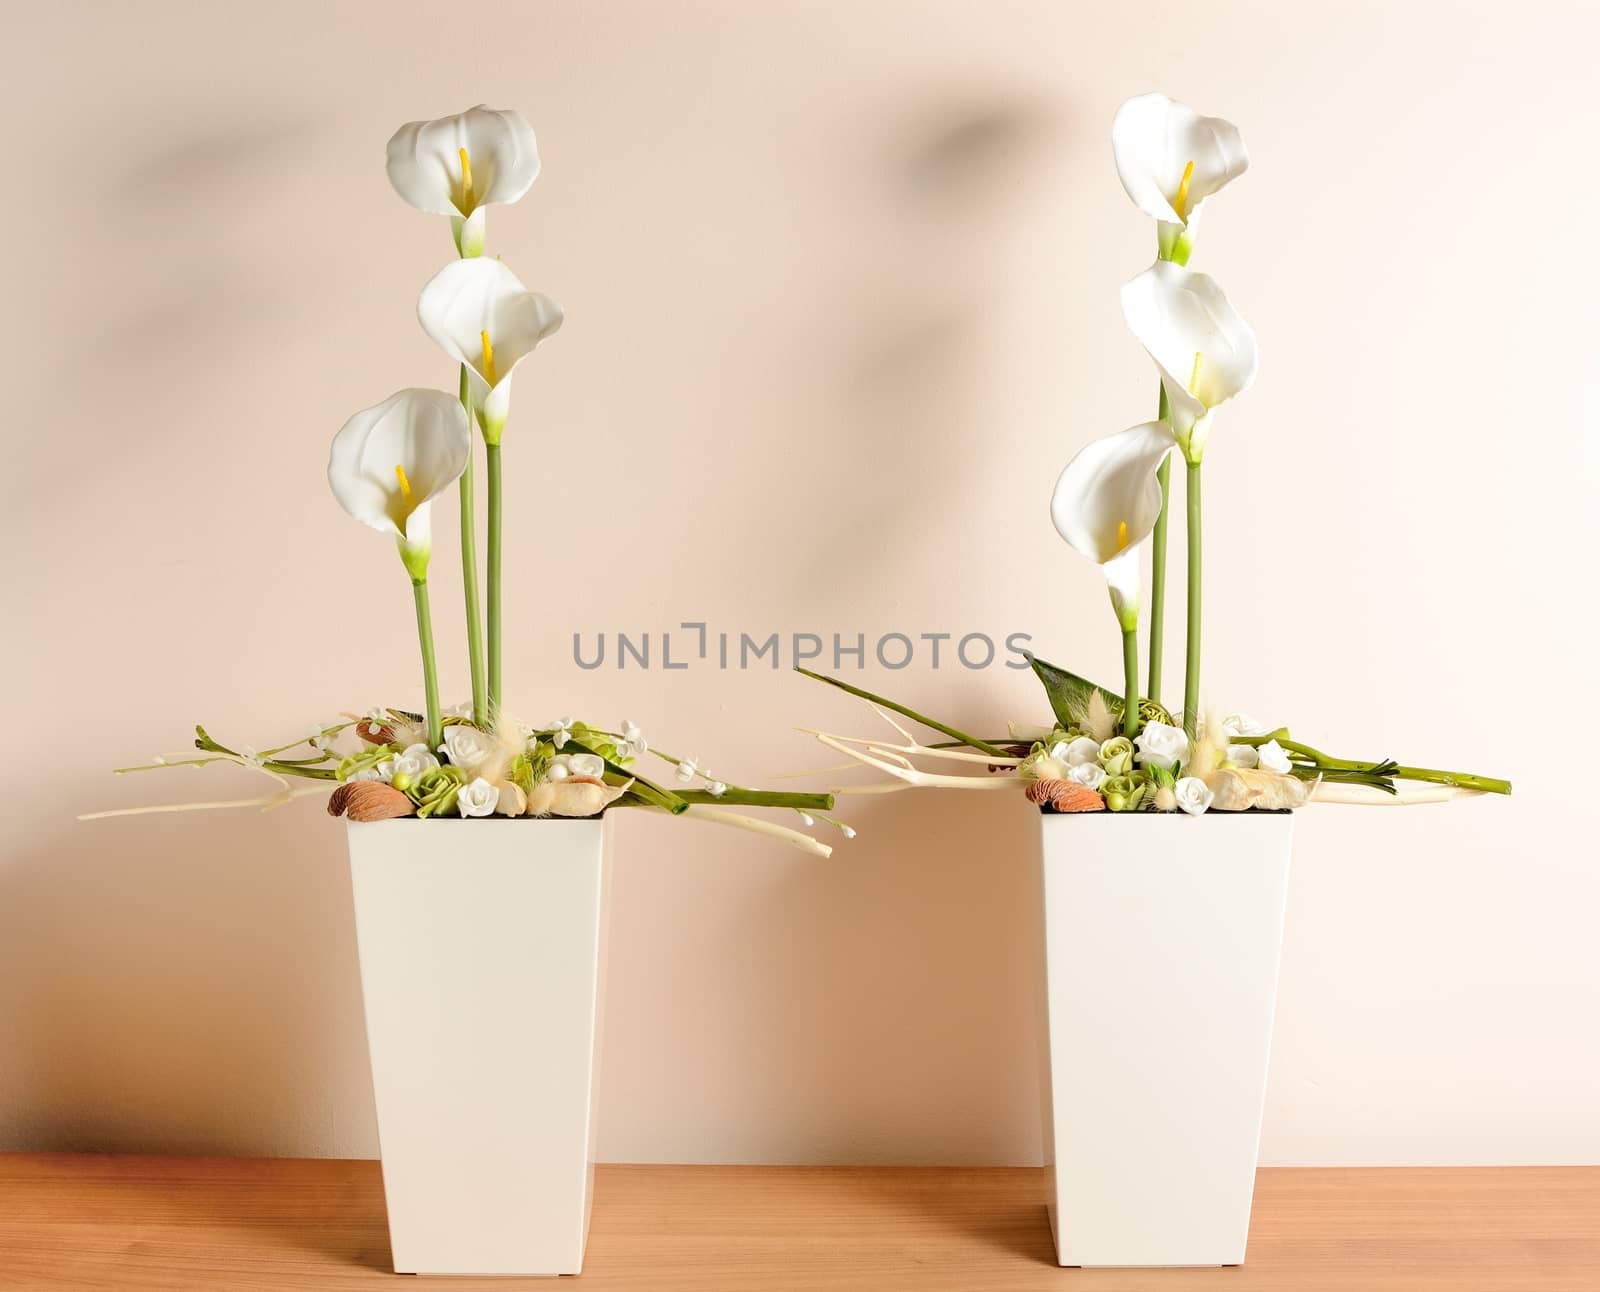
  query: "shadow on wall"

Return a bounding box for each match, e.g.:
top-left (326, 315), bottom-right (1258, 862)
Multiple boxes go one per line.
top-left (601, 785), bottom-right (1048, 1165)
top-left (0, 803), bottom-right (377, 1157)
top-left (14, 107), bottom-right (331, 544)
top-left (793, 89), bottom-right (1080, 605)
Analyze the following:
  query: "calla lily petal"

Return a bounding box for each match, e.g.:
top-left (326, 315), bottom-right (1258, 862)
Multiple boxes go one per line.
top-left (1112, 92), bottom-right (1248, 229)
top-left (385, 105), bottom-right (541, 219)
top-left (328, 388), bottom-right (472, 574)
top-left (1051, 421), bottom-right (1174, 626)
top-left (1121, 261), bottom-right (1258, 455)
top-left (416, 258), bottom-right (563, 441)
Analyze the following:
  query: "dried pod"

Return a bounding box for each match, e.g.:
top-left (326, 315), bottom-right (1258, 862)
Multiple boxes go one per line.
top-left (330, 782), bottom-right (416, 822)
top-left (326, 783), bottom-right (356, 817)
top-left (1026, 778), bottom-right (1107, 813)
top-left (355, 718), bottom-right (397, 746)
top-left (1207, 768), bottom-right (1312, 812)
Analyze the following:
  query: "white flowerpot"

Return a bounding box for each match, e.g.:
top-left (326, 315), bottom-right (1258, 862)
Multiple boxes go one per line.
top-left (1035, 811), bottom-right (1293, 1267)
top-left (345, 815), bottom-right (612, 1276)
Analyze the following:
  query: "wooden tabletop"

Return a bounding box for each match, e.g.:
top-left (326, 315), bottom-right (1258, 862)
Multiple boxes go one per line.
top-left (1, 1155), bottom-right (1595, 1289)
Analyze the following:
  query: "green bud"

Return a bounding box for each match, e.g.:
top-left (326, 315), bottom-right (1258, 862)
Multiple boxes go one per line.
top-left (399, 541), bottom-right (431, 584)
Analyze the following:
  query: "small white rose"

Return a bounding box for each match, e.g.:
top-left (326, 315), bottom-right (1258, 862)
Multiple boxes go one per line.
top-left (1175, 776), bottom-right (1214, 816)
top-left (456, 777), bottom-right (500, 817)
top-left (674, 756), bottom-right (699, 783)
top-left (390, 742), bottom-right (440, 780)
top-left (567, 753), bottom-right (606, 780)
top-left (1223, 712), bottom-right (1271, 738)
top-left (1064, 736), bottom-right (1102, 766)
top-left (1257, 739), bottom-right (1293, 774)
top-left (1047, 740), bottom-right (1070, 760)
top-left (1068, 763), bottom-right (1107, 791)
top-left (442, 725), bottom-right (494, 776)
top-left (1133, 720), bottom-right (1189, 771)
top-left (1224, 743), bottom-right (1259, 769)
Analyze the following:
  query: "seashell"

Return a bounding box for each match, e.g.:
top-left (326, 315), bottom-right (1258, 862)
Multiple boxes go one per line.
top-left (355, 718), bottom-right (397, 746)
top-left (1207, 769), bottom-right (1311, 813)
top-left (496, 783), bottom-right (528, 816)
top-left (524, 782), bottom-right (556, 817)
top-left (1025, 778), bottom-right (1106, 813)
top-left (328, 781), bottom-right (416, 821)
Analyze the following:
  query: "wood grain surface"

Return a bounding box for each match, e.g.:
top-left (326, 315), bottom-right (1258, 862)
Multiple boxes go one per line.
top-left (0, 1156), bottom-right (1595, 1289)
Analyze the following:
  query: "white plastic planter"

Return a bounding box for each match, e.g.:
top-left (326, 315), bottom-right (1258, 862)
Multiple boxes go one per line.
top-left (345, 815), bottom-right (612, 1276)
top-left (1035, 811), bottom-right (1293, 1267)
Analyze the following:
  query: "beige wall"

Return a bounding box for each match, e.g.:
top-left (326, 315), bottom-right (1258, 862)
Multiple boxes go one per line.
top-left (4, 0), bottom-right (1596, 1165)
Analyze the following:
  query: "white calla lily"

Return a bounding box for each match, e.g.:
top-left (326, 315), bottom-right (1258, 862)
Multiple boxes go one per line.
top-left (328, 389), bottom-right (470, 753)
top-left (1051, 421), bottom-right (1174, 629)
top-left (417, 258), bottom-right (563, 444)
top-left (386, 105), bottom-right (540, 257)
top-left (1053, 421), bottom-right (1175, 738)
top-left (1112, 92), bottom-right (1247, 260)
top-left (1121, 260), bottom-right (1258, 462)
top-left (328, 389), bottom-right (472, 577)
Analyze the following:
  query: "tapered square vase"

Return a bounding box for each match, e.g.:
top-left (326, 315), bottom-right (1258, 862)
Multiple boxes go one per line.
top-left (1035, 811), bottom-right (1293, 1267)
top-left (345, 815), bottom-right (613, 1276)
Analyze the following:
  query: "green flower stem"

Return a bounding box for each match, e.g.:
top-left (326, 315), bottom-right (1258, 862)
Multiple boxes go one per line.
top-left (411, 577), bottom-right (443, 750)
top-left (1121, 624), bottom-right (1140, 738)
top-left (458, 365), bottom-right (488, 726)
top-left (1147, 381), bottom-right (1174, 696)
top-left (257, 722), bottom-right (352, 759)
top-left (794, 667), bottom-right (1011, 757)
top-left (1229, 734), bottom-right (1511, 796)
top-left (486, 440), bottom-right (504, 717)
top-left (928, 739), bottom-right (1028, 749)
top-left (189, 727), bottom-right (338, 780)
top-left (1183, 458), bottom-right (1203, 739)
top-left (672, 789), bottom-right (835, 809)
top-left (1149, 452), bottom-right (1170, 704)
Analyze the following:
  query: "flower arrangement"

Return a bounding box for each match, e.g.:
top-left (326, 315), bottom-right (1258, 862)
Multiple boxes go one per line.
top-left (86, 106), bottom-right (839, 856)
top-left (801, 92), bottom-right (1510, 816)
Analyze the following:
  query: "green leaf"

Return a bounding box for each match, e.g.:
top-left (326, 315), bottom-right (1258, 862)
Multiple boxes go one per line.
top-left (1026, 653), bottom-right (1122, 730)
